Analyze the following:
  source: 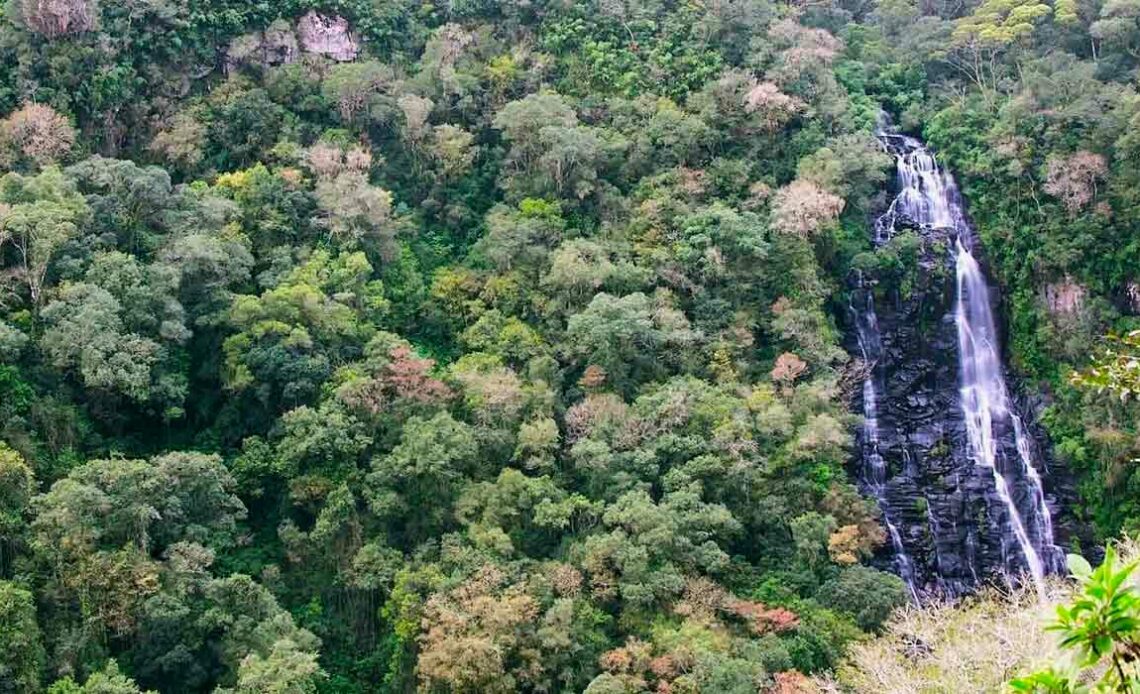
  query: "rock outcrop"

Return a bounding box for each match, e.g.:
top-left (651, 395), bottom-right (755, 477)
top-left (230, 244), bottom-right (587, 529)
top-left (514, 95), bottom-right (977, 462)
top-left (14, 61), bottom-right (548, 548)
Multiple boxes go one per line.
top-left (297, 11), bottom-right (359, 62)
top-left (1043, 278), bottom-right (1087, 316)
top-left (226, 12), bottom-right (359, 73)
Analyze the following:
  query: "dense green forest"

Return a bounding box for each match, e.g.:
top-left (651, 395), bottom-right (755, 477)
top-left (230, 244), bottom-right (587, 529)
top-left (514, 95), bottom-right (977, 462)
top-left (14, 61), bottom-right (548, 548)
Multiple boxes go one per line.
top-left (1, 0), bottom-right (1139, 690)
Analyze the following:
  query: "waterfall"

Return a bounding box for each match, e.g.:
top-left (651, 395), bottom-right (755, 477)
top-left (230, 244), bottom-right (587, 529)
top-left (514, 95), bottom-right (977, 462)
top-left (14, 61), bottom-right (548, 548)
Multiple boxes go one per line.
top-left (955, 240), bottom-right (1063, 590)
top-left (858, 130), bottom-right (1063, 596)
top-left (850, 284), bottom-right (920, 601)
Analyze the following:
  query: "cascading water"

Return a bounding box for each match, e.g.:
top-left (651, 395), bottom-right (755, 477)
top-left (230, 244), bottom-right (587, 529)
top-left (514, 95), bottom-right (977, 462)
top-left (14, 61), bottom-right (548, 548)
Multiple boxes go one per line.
top-left (956, 239), bottom-right (1063, 589)
top-left (850, 129), bottom-right (1065, 597)
top-left (849, 283), bottom-right (920, 601)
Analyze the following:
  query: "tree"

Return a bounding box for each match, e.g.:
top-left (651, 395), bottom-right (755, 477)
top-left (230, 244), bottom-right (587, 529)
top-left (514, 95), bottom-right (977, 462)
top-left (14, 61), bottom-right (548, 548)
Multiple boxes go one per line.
top-left (456, 469), bottom-right (599, 556)
top-left (574, 488), bottom-right (740, 608)
top-left (493, 95), bottom-right (577, 158)
top-left (566, 292), bottom-right (700, 393)
top-left (742, 80), bottom-right (804, 132)
top-left (763, 20), bottom-right (847, 119)
top-left (0, 581), bottom-right (43, 694)
top-left (474, 200), bottom-right (565, 272)
top-left (493, 94), bottom-right (621, 200)
top-left (32, 451), bottom-right (246, 634)
top-left (513, 417), bottom-right (560, 472)
top-left (11, 0), bottom-right (96, 39)
top-left (0, 167), bottom-right (89, 307)
top-left (48, 661), bottom-right (153, 693)
top-left (1092, 0), bottom-right (1140, 59)
top-left (1043, 151), bottom-right (1108, 216)
top-left (948, 0), bottom-right (1053, 100)
top-left (0, 103), bottom-right (76, 169)
top-left (449, 354), bottom-right (527, 428)
top-left (307, 144), bottom-right (396, 255)
top-left (769, 180), bottom-right (844, 238)
top-left (198, 575), bottom-right (323, 689)
top-left (397, 94), bottom-right (434, 147)
top-left (335, 337), bottom-right (453, 425)
top-left (61, 453), bottom-right (242, 542)
top-left (606, 96), bottom-right (713, 177)
top-left (0, 321), bottom-right (28, 360)
top-left (365, 412), bottom-right (479, 540)
top-left (1071, 330), bottom-right (1140, 401)
top-left (417, 565), bottom-right (540, 693)
top-left (315, 171), bottom-right (395, 254)
top-left (159, 230), bottom-right (253, 322)
top-left (673, 203), bottom-right (771, 316)
top-left (65, 157), bottom-right (175, 254)
top-left (816, 567), bottom-right (907, 632)
top-left (791, 512), bottom-right (837, 568)
top-left (223, 250), bottom-right (383, 413)
top-left (533, 125), bottom-right (614, 200)
top-left (413, 23), bottom-right (483, 102)
top-left (0, 443), bottom-right (34, 576)
top-left (952, 0), bottom-right (1054, 44)
top-left (770, 297), bottom-right (848, 366)
top-left (224, 639), bottom-right (324, 694)
top-left (431, 124), bottom-right (478, 178)
top-left (321, 61), bottom-right (398, 124)
top-left (459, 310), bottom-right (551, 368)
top-left (40, 282), bottom-right (164, 403)
top-left (203, 85), bottom-right (288, 170)
top-left (541, 239), bottom-right (648, 309)
top-left (84, 251), bottom-right (186, 338)
top-left (148, 112), bottom-right (206, 175)
top-left (796, 134), bottom-right (891, 205)
top-left (1010, 549), bottom-right (1140, 692)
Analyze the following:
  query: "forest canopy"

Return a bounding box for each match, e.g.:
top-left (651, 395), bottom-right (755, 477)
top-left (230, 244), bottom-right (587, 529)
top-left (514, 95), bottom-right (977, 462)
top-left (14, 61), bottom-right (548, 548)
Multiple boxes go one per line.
top-left (0, 0), bottom-right (1138, 691)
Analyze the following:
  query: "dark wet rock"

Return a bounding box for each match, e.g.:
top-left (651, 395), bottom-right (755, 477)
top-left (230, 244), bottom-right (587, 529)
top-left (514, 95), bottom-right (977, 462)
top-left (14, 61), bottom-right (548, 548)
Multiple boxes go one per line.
top-left (846, 132), bottom-right (1074, 600)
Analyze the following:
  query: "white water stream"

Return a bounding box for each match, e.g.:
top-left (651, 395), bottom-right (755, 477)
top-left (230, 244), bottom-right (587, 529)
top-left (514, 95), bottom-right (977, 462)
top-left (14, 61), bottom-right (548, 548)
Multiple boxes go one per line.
top-left (850, 286), bottom-right (920, 601)
top-left (866, 133), bottom-right (1062, 593)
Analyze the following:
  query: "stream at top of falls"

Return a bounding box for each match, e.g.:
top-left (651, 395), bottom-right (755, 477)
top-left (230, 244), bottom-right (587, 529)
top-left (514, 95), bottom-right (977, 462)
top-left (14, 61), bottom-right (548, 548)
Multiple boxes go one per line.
top-left (852, 130), bottom-right (1065, 600)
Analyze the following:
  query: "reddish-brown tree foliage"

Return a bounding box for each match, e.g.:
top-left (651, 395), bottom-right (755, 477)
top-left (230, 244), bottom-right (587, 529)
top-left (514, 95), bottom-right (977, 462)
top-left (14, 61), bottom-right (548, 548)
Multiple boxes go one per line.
top-left (770, 180), bottom-right (845, 237)
top-left (673, 576), bottom-right (800, 635)
top-left (338, 345), bottom-right (452, 416)
top-left (771, 352), bottom-right (808, 385)
top-left (743, 80), bottom-right (805, 132)
top-left (16, 0), bottom-right (96, 38)
top-left (549, 563), bottom-right (583, 597)
top-left (1043, 150), bottom-right (1108, 216)
top-left (564, 392), bottom-right (630, 443)
top-left (306, 142), bottom-right (372, 179)
top-left (579, 364), bottom-right (607, 390)
top-left (1, 103), bottom-right (76, 167)
top-left (417, 565), bottom-right (540, 692)
top-left (767, 19), bottom-right (843, 85)
top-left (769, 670), bottom-right (822, 694)
top-left (725, 598), bottom-right (800, 635)
top-left (598, 637), bottom-right (655, 678)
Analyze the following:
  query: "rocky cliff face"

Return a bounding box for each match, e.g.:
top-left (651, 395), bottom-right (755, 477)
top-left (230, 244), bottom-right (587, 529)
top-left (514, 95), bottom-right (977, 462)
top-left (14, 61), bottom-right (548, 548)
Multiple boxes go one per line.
top-left (847, 133), bottom-right (1068, 598)
top-left (226, 12), bottom-right (359, 74)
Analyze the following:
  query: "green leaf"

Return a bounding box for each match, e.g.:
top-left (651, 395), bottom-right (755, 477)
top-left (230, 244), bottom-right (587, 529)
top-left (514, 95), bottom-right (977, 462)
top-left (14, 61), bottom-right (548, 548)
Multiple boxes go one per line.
top-left (1093, 634), bottom-right (1113, 655)
top-left (1068, 553), bottom-right (1093, 579)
